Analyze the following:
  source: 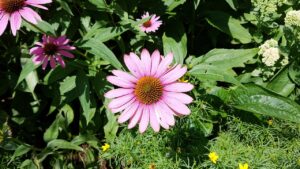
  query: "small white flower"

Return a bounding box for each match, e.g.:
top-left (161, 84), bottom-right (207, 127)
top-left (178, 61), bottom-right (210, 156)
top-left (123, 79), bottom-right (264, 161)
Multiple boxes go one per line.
top-left (258, 39), bottom-right (278, 55)
top-left (261, 47), bottom-right (280, 66)
top-left (285, 10), bottom-right (300, 27)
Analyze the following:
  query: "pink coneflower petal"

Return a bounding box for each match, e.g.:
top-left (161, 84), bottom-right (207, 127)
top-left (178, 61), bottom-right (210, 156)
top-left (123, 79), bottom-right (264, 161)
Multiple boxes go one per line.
top-left (149, 106), bottom-right (160, 132)
top-left (108, 94), bottom-right (135, 109)
top-left (105, 49), bottom-right (193, 133)
top-left (31, 35), bottom-right (75, 70)
top-left (118, 101), bottom-right (139, 123)
top-left (32, 55), bottom-right (44, 64)
top-left (105, 88), bottom-right (134, 99)
top-left (19, 8), bottom-right (37, 24)
top-left (112, 70), bottom-right (138, 83)
top-left (0, 13), bottom-right (9, 35)
top-left (139, 107), bottom-right (149, 133)
top-left (164, 83), bottom-right (194, 92)
top-left (26, 0), bottom-right (52, 5)
top-left (111, 98), bottom-right (136, 113)
top-left (42, 57), bottom-right (49, 70)
top-left (58, 50), bottom-right (75, 58)
top-left (10, 12), bottom-right (22, 36)
top-left (128, 106), bottom-right (143, 129)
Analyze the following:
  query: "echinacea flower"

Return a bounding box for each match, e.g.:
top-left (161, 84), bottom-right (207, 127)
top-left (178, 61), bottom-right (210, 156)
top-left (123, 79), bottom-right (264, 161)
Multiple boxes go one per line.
top-left (208, 152), bottom-right (219, 164)
top-left (0, 0), bottom-right (52, 36)
top-left (239, 163), bottom-right (249, 169)
top-left (139, 12), bottom-right (162, 33)
top-left (101, 143), bottom-right (110, 152)
top-left (30, 35), bottom-right (75, 70)
top-left (105, 49), bottom-right (193, 133)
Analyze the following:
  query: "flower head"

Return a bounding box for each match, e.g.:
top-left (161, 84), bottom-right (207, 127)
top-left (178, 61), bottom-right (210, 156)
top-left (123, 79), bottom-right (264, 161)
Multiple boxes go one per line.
top-left (261, 47), bottom-right (280, 67)
top-left (139, 12), bottom-right (162, 33)
top-left (30, 35), bottom-right (75, 70)
top-left (239, 163), bottom-right (249, 169)
top-left (101, 143), bottom-right (110, 152)
top-left (208, 152), bottom-right (218, 164)
top-left (285, 10), bottom-right (300, 27)
top-left (0, 0), bottom-right (52, 36)
top-left (105, 49), bottom-right (194, 133)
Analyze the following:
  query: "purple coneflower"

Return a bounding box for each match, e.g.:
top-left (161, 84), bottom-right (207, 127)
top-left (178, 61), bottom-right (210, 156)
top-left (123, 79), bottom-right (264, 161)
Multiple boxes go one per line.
top-left (30, 35), bottom-right (75, 70)
top-left (0, 0), bottom-right (51, 36)
top-left (105, 49), bottom-right (194, 133)
top-left (139, 12), bottom-right (162, 33)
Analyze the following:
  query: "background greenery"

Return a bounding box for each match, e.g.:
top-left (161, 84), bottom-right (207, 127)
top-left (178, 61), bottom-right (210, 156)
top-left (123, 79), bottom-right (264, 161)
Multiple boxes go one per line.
top-left (1, 0), bottom-right (300, 168)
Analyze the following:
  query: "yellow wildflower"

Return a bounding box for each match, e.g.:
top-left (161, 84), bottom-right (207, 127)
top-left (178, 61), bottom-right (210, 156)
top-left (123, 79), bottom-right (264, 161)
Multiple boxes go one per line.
top-left (179, 77), bottom-right (188, 83)
top-left (239, 163), bottom-right (249, 169)
top-left (267, 119), bottom-right (273, 126)
top-left (208, 152), bottom-right (219, 164)
top-left (101, 143), bottom-right (110, 152)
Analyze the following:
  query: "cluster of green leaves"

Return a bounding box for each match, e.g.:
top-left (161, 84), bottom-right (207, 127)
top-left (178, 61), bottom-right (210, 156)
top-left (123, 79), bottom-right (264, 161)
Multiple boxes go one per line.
top-left (1, 0), bottom-right (300, 168)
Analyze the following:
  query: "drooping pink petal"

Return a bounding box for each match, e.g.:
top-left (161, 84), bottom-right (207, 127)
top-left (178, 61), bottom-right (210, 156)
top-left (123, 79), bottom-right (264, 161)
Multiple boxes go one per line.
top-left (163, 97), bottom-right (191, 115)
top-left (149, 105), bottom-right (160, 132)
top-left (141, 49), bottom-right (152, 76)
top-left (163, 92), bottom-right (193, 104)
top-left (150, 50), bottom-right (161, 76)
top-left (111, 98), bottom-right (135, 113)
top-left (26, 0), bottom-right (52, 5)
top-left (10, 12), bottom-right (22, 36)
top-left (129, 52), bottom-right (145, 76)
top-left (32, 55), bottom-right (45, 64)
top-left (58, 50), bottom-right (74, 58)
top-left (42, 57), bottom-right (49, 70)
top-left (58, 45), bottom-right (75, 50)
top-left (156, 101), bottom-right (175, 126)
top-left (22, 7), bottom-right (41, 22)
top-left (164, 83), bottom-right (194, 92)
top-left (128, 105), bottom-right (143, 129)
top-left (139, 106), bottom-right (149, 133)
top-left (108, 94), bottom-right (135, 109)
top-left (30, 47), bottom-right (43, 55)
top-left (124, 54), bottom-right (141, 78)
top-left (118, 101), bottom-right (139, 123)
top-left (107, 76), bottom-right (135, 88)
top-left (155, 53), bottom-right (174, 77)
top-left (112, 70), bottom-right (138, 83)
top-left (56, 55), bottom-right (65, 68)
top-left (0, 13), bottom-right (9, 36)
top-left (160, 65), bottom-right (187, 84)
top-left (27, 4), bottom-right (48, 10)
top-left (49, 56), bottom-right (56, 68)
top-left (19, 8), bottom-right (37, 24)
top-left (105, 88), bottom-right (134, 99)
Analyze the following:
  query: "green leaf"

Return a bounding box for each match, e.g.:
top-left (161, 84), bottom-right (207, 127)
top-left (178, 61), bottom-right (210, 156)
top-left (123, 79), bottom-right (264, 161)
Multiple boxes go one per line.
top-left (267, 67), bottom-right (295, 96)
top-left (78, 72), bottom-right (96, 125)
top-left (225, 0), bottom-right (238, 11)
top-left (59, 76), bottom-right (77, 94)
top-left (57, 0), bottom-right (73, 16)
top-left (206, 11), bottom-right (252, 44)
top-left (83, 26), bottom-right (127, 42)
top-left (163, 0), bottom-right (186, 11)
top-left (189, 48), bottom-right (258, 85)
top-left (289, 62), bottom-right (300, 86)
top-left (228, 84), bottom-right (300, 123)
top-left (80, 38), bottom-right (123, 69)
top-left (163, 20), bottom-right (187, 64)
top-left (24, 20), bottom-right (56, 36)
top-left (43, 62), bottom-right (76, 85)
top-left (47, 139), bottom-right (83, 151)
top-left (9, 145), bottom-right (31, 164)
top-left (43, 104), bottom-right (74, 142)
top-left (15, 59), bottom-right (39, 88)
top-left (104, 100), bottom-right (119, 142)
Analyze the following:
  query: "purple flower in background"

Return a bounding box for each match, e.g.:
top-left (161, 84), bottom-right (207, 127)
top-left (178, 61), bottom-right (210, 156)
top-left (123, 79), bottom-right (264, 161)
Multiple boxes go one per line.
top-left (0, 0), bottom-right (52, 36)
top-left (30, 35), bottom-right (75, 70)
top-left (139, 12), bottom-right (162, 33)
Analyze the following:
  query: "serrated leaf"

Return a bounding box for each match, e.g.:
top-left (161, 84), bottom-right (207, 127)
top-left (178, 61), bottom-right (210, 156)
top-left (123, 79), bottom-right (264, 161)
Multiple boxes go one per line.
top-left (229, 84), bottom-right (300, 123)
top-left (206, 11), bottom-right (252, 44)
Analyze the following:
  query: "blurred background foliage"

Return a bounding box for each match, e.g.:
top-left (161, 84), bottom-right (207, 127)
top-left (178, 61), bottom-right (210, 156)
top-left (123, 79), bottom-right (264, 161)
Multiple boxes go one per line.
top-left (1, 0), bottom-right (300, 168)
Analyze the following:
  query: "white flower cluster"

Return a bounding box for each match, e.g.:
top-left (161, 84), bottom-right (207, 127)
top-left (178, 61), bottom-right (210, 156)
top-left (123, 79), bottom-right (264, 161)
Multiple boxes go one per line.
top-left (258, 39), bottom-right (280, 66)
top-left (285, 10), bottom-right (300, 27)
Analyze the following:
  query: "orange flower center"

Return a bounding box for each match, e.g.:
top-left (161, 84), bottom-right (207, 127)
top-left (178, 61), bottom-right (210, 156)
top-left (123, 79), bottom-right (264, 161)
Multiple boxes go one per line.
top-left (0, 0), bottom-right (25, 13)
top-left (44, 43), bottom-right (58, 56)
top-left (142, 20), bottom-right (152, 28)
top-left (134, 76), bottom-right (163, 105)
